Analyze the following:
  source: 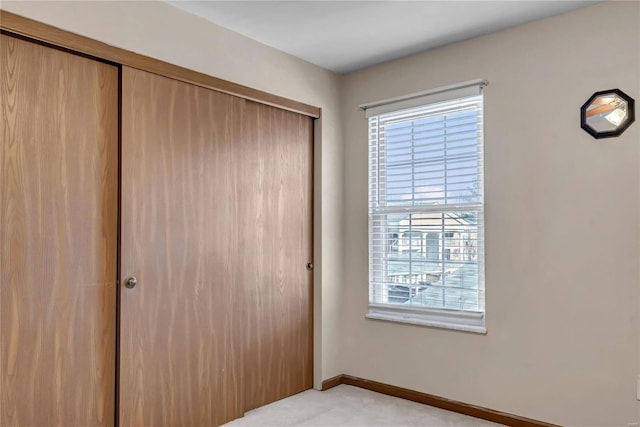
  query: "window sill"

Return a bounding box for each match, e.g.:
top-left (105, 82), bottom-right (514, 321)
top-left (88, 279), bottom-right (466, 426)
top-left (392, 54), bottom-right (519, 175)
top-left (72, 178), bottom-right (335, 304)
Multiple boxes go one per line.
top-left (365, 305), bottom-right (487, 334)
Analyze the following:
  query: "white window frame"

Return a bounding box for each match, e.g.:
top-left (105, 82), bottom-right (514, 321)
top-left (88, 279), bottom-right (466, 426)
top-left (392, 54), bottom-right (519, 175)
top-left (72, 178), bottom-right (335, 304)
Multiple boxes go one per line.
top-left (362, 79), bottom-right (487, 334)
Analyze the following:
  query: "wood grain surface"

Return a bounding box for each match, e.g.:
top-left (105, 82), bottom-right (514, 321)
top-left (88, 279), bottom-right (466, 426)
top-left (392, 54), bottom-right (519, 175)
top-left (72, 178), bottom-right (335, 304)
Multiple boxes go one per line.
top-left (0, 34), bottom-right (118, 426)
top-left (0, 10), bottom-right (321, 119)
top-left (241, 101), bottom-right (314, 411)
top-left (119, 66), bottom-right (245, 426)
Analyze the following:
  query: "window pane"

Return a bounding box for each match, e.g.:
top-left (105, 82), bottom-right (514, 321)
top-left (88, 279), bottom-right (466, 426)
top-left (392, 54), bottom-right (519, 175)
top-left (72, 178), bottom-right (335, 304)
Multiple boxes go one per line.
top-left (383, 109), bottom-right (481, 207)
top-left (370, 211), bottom-right (482, 311)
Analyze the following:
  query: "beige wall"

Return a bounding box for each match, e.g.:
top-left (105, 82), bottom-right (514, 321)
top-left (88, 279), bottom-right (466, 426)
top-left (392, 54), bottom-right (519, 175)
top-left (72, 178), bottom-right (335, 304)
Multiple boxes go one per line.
top-left (341, 2), bottom-right (640, 425)
top-left (0, 0), bottom-right (345, 388)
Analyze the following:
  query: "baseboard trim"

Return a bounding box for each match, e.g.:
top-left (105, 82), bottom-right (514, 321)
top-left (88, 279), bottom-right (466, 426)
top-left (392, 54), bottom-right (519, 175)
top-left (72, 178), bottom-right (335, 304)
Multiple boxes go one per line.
top-left (320, 374), bottom-right (344, 391)
top-left (321, 374), bottom-right (560, 427)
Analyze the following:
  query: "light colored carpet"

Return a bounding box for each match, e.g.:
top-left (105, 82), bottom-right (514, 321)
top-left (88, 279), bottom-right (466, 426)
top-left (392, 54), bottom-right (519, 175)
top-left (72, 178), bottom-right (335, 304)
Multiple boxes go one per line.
top-left (223, 385), bottom-right (503, 426)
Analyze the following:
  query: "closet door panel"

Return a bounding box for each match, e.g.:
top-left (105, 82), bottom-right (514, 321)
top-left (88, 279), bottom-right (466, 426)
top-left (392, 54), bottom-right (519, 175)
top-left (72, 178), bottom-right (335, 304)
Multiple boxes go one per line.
top-left (242, 101), bottom-right (313, 411)
top-left (119, 66), bottom-right (244, 426)
top-left (0, 34), bottom-right (118, 426)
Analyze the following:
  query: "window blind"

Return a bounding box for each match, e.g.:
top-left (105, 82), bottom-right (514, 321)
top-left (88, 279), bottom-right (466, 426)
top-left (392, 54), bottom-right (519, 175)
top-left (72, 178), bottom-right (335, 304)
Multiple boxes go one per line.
top-left (361, 79), bottom-right (486, 117)
top-left (366, 82), bottom-right (486, 333)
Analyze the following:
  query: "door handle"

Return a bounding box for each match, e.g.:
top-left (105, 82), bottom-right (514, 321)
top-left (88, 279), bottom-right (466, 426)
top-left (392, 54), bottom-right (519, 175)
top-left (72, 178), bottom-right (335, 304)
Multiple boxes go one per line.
top-left (306, 262), bottom-right (313, 271)
top-left (125, 276), bottom-right (137, 289)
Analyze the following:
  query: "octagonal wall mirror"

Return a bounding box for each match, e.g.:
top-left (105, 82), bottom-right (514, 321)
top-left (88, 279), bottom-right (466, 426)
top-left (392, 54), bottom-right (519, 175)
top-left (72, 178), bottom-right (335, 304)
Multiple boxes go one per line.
top-left (581, 89), bottom-right (635, 139)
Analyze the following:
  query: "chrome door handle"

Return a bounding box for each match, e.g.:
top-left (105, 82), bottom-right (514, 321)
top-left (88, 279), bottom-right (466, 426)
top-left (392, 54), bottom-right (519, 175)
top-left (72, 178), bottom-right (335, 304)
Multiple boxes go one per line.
top-left (306, 262), bottom-right (313, 271)
top-left (125, 276), bottom-right (137, 289)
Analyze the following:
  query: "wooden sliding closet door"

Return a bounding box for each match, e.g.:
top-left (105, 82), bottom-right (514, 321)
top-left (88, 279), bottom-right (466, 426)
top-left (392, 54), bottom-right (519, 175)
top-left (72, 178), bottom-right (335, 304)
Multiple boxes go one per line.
top-left (119, 67), bottom-right (244, 426)
top-left (242, 101), bottom-right (313, 411)
top-left (0, 34), bottom-right (118, 426)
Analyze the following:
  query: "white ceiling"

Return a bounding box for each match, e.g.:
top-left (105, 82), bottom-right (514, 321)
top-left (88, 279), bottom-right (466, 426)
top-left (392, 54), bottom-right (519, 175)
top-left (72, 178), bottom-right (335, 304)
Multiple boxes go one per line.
top-left (168, 1), bottom-right (600, 74)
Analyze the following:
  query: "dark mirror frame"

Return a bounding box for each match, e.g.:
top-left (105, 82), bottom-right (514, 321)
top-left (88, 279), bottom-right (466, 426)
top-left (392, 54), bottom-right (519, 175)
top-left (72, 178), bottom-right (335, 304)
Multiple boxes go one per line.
top-left (580, 88), bottom-right (635, 139)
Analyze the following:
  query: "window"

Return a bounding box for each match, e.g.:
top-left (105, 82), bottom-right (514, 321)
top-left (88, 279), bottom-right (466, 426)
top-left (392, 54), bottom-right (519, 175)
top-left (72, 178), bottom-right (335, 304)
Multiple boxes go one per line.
top-left (364, 80), bottom-right (486, 333)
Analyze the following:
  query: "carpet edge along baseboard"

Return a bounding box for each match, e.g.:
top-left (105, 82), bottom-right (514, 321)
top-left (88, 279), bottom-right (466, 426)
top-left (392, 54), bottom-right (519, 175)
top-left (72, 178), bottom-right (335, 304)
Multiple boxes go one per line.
top-left (321, 374), bottom-right (561, 427)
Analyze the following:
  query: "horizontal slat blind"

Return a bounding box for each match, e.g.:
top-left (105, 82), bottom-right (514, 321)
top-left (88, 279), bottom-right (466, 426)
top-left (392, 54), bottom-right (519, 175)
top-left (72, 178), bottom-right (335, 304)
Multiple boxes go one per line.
top-left (368, 89), bottom-right (485, 325)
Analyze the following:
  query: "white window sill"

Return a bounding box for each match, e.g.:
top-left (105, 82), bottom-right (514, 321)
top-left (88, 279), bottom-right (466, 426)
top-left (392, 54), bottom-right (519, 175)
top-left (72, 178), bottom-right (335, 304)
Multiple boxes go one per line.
top-left (366, 304), bottom-right (487, 334)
